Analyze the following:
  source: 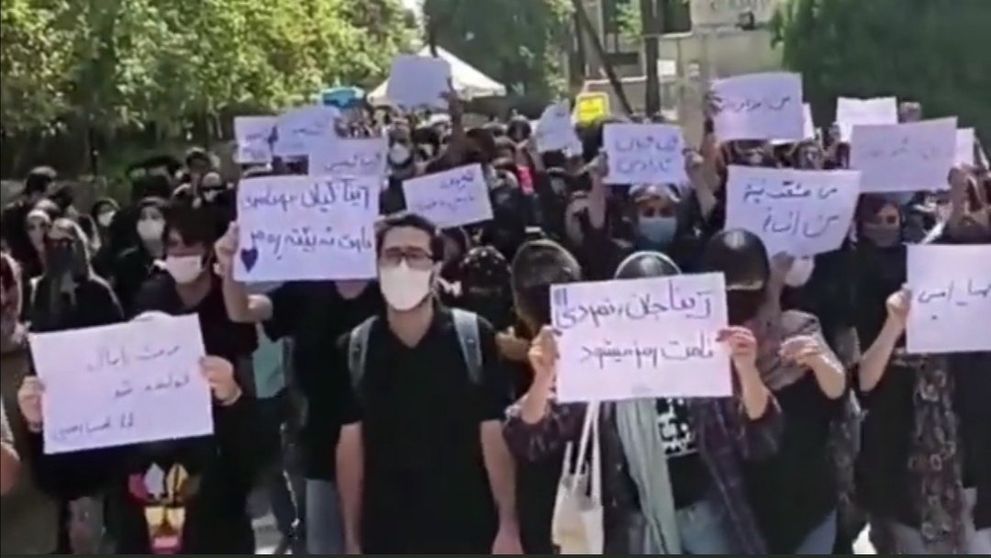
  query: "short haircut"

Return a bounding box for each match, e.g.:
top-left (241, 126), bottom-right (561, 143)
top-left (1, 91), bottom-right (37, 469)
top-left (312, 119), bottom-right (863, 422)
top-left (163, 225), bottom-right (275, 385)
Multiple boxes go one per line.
top-left (375, 212), bottom-right (444, 260)
top-left (184, 147), bottom-right (213, 167)
top-left (163, 202), bottom-right (217, 247)
top-left (510, 239), bottom-right (582, 292)
top-left (700, 229), bottom-right (770, 286)
top-left (25, 166), bottom-right (57, 196)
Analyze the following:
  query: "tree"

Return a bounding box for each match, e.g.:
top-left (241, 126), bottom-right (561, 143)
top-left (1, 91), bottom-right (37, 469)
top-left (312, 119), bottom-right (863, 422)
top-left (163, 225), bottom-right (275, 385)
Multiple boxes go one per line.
top-left (422, 0), bottom-right (572, 100)
top-left (772, 0), bottom-right (991, 143)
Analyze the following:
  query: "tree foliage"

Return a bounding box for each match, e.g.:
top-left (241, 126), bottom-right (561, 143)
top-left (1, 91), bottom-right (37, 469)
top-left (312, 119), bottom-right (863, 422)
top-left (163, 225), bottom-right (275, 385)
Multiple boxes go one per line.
top-left (772, 0), bottom-right (991, 142)
top-left (422, 0), bottom-right (572, 100)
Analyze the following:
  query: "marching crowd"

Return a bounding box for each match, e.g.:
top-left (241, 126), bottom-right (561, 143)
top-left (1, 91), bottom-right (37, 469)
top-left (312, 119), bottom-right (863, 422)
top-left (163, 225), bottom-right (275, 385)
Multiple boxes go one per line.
top-left (0, 89), bottom-right (989, 556)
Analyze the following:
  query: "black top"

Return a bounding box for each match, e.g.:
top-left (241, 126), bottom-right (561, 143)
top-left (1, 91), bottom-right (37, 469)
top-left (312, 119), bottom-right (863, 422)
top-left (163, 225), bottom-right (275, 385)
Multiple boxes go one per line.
top-left (856, 352), bottom-right (991, 530)
top-left (337, 305), bottom-right (511, 553)
top-left (743, 375), bottom-right (843, 553)
top-left (29, 275), bottom-right (124, 333)
top-left (263, 281), bottom-right (384, 480)
top-left (112, 245), bottom-right (160, 317)
top-left (656, 398), bottom-right (711, 509)
top-left (133, 274), bottom-right (257, 367)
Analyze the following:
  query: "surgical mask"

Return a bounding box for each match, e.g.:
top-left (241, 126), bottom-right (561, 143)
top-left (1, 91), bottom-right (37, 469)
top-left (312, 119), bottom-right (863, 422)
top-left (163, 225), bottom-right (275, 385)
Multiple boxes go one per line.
top-left (784, 256), bottom-right (815, 288)
top-left (97, 211), bottom-right (116, 228)
top-left (389, 144), bottom-right (412, 167)
top-left (137, 218), bottom-right (165, 243)
top-left (861, 223), bottom-right (901, 248)
top-left (637, 216), bottom-right (677, 246)
top-left (379, 261), bottom-right (432, 311)
top-left (165, 255), bottom-right (204, 284)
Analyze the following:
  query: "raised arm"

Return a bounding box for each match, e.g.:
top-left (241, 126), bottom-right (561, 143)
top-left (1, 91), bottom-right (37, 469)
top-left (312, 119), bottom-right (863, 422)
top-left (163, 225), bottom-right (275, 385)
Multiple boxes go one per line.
top-left (214, 223), bottom-right (273, 323)
top-left (858, 289), bottom-right (909, 393)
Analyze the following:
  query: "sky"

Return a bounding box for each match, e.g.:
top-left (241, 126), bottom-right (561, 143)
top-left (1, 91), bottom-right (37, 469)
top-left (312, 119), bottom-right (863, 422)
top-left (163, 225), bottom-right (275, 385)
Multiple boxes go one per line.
top-left (401, 0), bottom-right (422, 14)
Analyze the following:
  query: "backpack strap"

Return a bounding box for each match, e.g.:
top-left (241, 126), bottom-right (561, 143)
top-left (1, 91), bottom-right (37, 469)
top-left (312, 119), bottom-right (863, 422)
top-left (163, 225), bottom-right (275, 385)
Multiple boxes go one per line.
top-left (452, 309), bottom-right (483, 386)
top-left (347, 316), bottom-right (377, 390)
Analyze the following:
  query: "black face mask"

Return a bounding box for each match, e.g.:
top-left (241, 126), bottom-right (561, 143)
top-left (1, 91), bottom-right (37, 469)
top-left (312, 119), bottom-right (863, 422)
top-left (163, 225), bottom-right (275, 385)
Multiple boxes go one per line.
top-left (727, 289), bottom-right (765, 325)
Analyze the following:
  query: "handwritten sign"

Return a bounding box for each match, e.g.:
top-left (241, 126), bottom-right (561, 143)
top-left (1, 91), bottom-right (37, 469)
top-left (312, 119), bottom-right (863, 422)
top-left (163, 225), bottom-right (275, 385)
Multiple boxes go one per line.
top-left (402, 164), bottom-right (493, 229)
top-left (234, 116), bottom-right (276, 164)
top-left (836, 97), bottom-right (898, 142)
top-left (273, 105), bottom-right (340, 158)
top-left (907, 244), bottom-right (991, 354)
top-left (552, 273), bottom-right (731, 402)
top-left (235, 175), bottom-right (379, 281)
top-left (850, 117), bottom-right (957, 193)
top-left (603, 123), bottom-right (688, 185)
top-left (574, 92), bottom-right (610, 124)
top-left (308, 137), bottom-right (388, 178)
top-left (712, 72), bottom-right (804, 141)
top-left (386, 54), bottom-right (451, 110)
top-left (28, 315), bottom-right (211, 454)
top-left (956, 128), bottom-right (975, 166)
top-left (535, 102), bottom-right (581, 153)
top-left (725, 166), bottom-right (861, 257)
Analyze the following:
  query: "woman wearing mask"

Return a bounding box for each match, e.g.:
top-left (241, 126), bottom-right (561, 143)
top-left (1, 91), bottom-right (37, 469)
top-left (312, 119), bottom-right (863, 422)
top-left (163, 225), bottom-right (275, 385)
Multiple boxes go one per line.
top-left (699, 230), bottom-right (847, 553)
top-left (90, 199), bottom-right (119, 249)
top-left (90, 198), bottom-right (121, 279)
top-left (853, 196), bottom-right (907, 348)
top-left (112, 197), bottom-right (167, 316)
top-left (503, 246), bottom-right (783, 553)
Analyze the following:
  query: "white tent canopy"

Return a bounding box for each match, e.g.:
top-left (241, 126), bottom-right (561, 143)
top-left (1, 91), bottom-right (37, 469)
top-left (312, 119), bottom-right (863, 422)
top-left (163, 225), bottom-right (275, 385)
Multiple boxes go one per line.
top-left (368, 46), bottom-right (507, 106)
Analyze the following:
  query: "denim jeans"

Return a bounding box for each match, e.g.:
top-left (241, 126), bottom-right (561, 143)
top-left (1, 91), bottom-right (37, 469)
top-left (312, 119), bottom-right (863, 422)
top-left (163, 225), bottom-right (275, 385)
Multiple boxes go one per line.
top-left (676, 497), bottom-right (738, 554)
top-left (792, 509), bottom-right (838, 554)
top-left (305, 479), bottom-right (344, 554)
top-left (889, 488), bottom-right (991, 554)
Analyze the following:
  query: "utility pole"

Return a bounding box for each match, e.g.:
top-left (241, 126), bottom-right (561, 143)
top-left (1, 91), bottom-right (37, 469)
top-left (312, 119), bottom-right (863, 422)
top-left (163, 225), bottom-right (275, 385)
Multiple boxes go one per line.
top-left (640, 0), bottom-right (661, 117)
top-left (570, 0), bottom-right (634, 116)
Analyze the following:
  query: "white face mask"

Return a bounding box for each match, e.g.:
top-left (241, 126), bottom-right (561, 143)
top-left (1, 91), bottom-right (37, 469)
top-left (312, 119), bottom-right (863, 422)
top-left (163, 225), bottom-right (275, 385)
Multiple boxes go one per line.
top-left (784, 256), bottom-right (816, 288)
top-left (389, 144), bottom-right (411, 166)
top-left (379, 261), bottom-right (432, 311)
top-left (97, 211), bottom-right (116, 228)
top-left (165, 255), bottom-right (204, 284)
top-left (137, 218), bottom-right (164, 243)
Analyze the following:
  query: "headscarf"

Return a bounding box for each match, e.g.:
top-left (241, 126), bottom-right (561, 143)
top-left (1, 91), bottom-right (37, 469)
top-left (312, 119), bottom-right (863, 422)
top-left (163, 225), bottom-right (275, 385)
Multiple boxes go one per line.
top-left (0, 253), bottom-right (25, 350)
top-left (38, 219), bottom-right (91, 327)
top-left (459, 246), bottom-right (513, 330)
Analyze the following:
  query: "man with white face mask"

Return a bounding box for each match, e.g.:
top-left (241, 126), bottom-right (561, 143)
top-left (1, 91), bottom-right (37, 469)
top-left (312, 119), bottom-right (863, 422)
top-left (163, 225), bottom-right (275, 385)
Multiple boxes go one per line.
top-left (336, 213), bottom-right (520, 555)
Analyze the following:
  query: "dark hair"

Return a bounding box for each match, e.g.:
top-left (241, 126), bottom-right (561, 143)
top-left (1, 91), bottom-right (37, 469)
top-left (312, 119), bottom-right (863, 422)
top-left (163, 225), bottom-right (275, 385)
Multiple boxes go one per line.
top-left (507, 117), bottom-right (532, 141)
top-left (49, 184), bottom-right (75, 210)
top-left (90, 198), bottom-right (119, 218)
top-left (510, 239), bottom-right (581, 292)
top-left (184, 147), bottom-right (213, 168)
top-left (467, 127), bottom-right (497, 162)
top-left (163, 202), bottom-right (217, 248)
top-left (25, 166), bottom-right (57, 196)
top-left (481, 121), bottom-right (507, 138)
top-left (614, 251), bottom-right (681, 280)
top-left (411, 126), bottom-right (441, 149)
top-left (700, 229), bottom-right (770, 286)
top-left (374, 212), bottom-right (444, 260)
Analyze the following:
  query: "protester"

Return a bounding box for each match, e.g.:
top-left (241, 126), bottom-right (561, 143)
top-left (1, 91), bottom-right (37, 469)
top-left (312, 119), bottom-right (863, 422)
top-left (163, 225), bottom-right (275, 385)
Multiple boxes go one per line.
top-left (111, 197), bottom-right (167, 316)
top-left (1, 167), bottom-right (56, 264)
top-left (335, 213), bottom-right (520, 554)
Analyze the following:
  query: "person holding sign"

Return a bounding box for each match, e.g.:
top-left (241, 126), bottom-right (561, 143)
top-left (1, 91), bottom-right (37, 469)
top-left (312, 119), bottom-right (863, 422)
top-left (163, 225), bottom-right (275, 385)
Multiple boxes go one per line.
top-left (503, 243), bottom-right (781, 553)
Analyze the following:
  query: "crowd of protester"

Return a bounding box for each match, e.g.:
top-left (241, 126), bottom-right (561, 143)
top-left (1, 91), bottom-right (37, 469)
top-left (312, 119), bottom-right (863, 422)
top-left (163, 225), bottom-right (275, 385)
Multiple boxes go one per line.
top-left (0, 89), bottom-right (989, 555)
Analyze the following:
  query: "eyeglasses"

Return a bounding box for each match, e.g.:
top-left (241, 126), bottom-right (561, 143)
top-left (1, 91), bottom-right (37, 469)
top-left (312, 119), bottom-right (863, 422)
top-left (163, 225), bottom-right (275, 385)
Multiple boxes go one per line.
top-left (380, 247), bottom-right (434, 270)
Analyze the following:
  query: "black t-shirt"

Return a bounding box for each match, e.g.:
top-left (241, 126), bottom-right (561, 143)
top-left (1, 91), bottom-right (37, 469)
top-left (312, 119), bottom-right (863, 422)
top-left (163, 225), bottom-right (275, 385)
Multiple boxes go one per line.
top-left (656, 398), bottom-right (711, 509)
top-left (112, 245), bottom-right (160, 317)
top-left (337, 305), bottom-right (511, 554)
top-left (29, 275), bottom-right (124, 333)
top-left (264, 281), bottom-right (384, 480)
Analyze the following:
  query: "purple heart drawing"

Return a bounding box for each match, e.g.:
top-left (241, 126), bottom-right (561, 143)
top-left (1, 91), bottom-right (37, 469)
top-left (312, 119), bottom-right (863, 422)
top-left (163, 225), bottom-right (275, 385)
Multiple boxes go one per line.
top-left (240, 246), bottom-right (259, 272)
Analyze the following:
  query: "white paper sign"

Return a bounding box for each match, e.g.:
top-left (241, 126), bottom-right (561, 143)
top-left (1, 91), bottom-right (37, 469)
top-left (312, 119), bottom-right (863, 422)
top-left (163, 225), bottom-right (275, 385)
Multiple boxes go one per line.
top-left (850, 117), bottom-right (957, 193)
top-left (235, 175), bottom-right (379, 281)
top-left (712, 72), bottom-right (804, 141)
top-left (603, 123), bottom-right (688, 185)
top-left (956, 128), bottom-right (975, 166)
top-left (273, 105), bottom-right (340, 158)
top-left (386, 54), bottom-right (452, 109)
top-left (402, 164), bottom-right (493, 228)
top-left (28, 315), bottom-right (211, 454)
top-left (836, 97), bottom-right (898, 142)
top-left (308, 137), bottom-right (388, 178)
top-left (552, 273), bottom-right (732, 402)
top-left (234, 116), bottom-right (276, 164)
top-left (725, 166), bottom-right (861, 257)
top-left (907, 244), bottom-right (991, 354)
top-left (535, 102), bottom-right (581, 153)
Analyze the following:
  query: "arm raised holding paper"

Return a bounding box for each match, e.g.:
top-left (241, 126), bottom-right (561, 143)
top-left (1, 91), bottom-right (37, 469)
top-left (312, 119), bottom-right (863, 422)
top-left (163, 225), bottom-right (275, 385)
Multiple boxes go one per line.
top-left (215, 222), bottom-right (273, 323)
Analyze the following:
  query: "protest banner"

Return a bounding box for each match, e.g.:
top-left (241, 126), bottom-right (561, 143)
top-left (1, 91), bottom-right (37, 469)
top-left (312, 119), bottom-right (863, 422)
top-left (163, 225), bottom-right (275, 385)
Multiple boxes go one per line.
top-left (907, 245), bottom-right (991, 354)
top-left (235, 175), bottom-right (379, 281)
top-left (386, 54), bottom-right (452, 110)
top-left (574, 92), bottom-right (610, 124)
top-left (308, 137), bottom-right (388, 178)
top-left (28, 315), bottom-right (211, 454)
top-left (850, 117), bottom-right (957, 193)
top-left (273, 105), bottom-right (340, 158)
top-left (552, 273), bottom-right (732, 402)
top-left (725, 166), bottom-right (861, 257)
top-left (711, 72), bottom-right (804, 141)
top-left (234, 116), bottom-right (276, 164)
top-left (535, 102), bottom-right (581, 153)
top-left (603, 123), bottom-right (688, 185)
top-left (402, 164), bottom-right (493, 229)
top-left (836, 97), bottom-right (898, 142)
top-left (956, 128), bottom-right (975, 166)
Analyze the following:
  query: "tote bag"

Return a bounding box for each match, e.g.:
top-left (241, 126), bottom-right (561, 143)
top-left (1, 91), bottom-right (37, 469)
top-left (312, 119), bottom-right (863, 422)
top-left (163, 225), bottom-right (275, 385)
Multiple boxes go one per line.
top-left (551, 402), bottom-right (603, 554)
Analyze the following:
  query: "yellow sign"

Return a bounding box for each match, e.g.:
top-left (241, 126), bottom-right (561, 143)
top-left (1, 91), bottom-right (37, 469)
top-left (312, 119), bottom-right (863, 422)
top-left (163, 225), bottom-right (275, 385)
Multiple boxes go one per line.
top-left (574, 92), bottom-right (610, 124)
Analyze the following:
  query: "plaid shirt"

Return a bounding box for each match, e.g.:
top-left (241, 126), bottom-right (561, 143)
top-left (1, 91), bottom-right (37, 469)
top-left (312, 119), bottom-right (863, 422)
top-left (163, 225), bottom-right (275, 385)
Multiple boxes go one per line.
top-left (504, 394), bottom-right (781, 554)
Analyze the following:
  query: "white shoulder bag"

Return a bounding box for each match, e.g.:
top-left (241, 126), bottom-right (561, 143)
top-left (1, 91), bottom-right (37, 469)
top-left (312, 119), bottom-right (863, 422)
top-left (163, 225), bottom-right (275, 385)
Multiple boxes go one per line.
top-left (551, 402), bottom-right (603, 554)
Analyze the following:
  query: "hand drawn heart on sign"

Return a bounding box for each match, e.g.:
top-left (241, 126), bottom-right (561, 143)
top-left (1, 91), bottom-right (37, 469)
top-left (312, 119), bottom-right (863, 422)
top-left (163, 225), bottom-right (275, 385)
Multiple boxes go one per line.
top-left (240, 246), bottom-right (259, 272)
